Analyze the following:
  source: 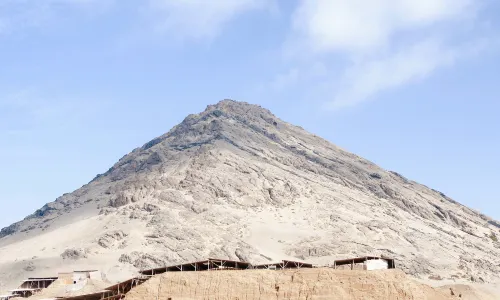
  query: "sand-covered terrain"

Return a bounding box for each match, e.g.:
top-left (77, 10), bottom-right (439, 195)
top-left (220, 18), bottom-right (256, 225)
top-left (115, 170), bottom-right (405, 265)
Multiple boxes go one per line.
top-left (1, 100), bottom-right (499, 297)
top-left (28, 277), bottom-right (111, 300)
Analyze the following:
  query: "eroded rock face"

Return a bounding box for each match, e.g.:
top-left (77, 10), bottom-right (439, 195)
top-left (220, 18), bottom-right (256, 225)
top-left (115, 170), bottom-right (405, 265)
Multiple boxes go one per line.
top-left (118, 252), bottom-right (167, 270)
top-left (61, 248), bottom-right (88, 260)
top-left (0, 223), bottom-right (19, 239)
top-left (1, 99), bottom-right (499, 287)
top-left (98, 230), bottom-right (128, 249)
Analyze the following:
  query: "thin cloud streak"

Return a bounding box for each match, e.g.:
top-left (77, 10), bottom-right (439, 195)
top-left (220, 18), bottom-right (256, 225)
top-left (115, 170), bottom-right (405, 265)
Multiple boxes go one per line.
top-left (0, 0), bottom-right (113, 35)
top-left (327, 36), bottom-right (496, 110)
top-left (147, 0), bottom-right (275, 41)
top-left (291, 0), bottom-right (476, 54)
top-left (328, 39), bottom-right (459, 109)
top-left (285, 0), bottom-right (488, 110)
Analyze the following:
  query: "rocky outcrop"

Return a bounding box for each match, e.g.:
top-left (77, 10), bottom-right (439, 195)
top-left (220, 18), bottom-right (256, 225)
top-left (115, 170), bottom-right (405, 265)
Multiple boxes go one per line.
top-left (61, 248), bottom-right (89, 260)
top-left (98, 230), bottom-right (128, 249)
top-left (118, 251), bottom-right (167, 270)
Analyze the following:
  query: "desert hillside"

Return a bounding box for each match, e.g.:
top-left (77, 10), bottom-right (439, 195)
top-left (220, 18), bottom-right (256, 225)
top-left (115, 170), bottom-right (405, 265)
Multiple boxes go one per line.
top-left (1, 100), bottom-right (499, 292)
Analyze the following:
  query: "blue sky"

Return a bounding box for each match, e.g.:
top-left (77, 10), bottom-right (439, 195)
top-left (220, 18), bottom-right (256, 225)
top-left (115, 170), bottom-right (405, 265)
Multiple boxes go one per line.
top-left (1, 0), bottom-right (499, 229)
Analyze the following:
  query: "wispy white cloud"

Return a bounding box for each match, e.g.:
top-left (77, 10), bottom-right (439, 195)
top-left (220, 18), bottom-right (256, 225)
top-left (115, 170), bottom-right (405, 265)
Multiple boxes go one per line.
top-left (329, 39), bottom-right (458, 109)
top-left (1, 0), bottom-right (273, 43)
top-left (291, 0), bottom-right (475, 54)
top-left (147, 0), bottom-right (275, 41)
top-left (283, 0), bottom-right (488, 109)
top-left (332, 36), bottom-right (496, 109)
top-left (0, 0), bottom-right (112, 35)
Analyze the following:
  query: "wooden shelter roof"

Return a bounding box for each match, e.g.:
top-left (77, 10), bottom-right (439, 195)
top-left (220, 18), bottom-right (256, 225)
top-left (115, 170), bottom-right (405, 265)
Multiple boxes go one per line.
top-left (333, 256), bottom-right (395, 266)
top-left (25, 277), bottom-right (58, 281)
top-left (140, 258), bottom-right (251, 275)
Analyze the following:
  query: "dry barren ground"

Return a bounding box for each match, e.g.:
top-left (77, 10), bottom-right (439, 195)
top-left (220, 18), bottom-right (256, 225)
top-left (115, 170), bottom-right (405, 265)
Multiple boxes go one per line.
top-left (125, 268), bottom-right (498, 300)
top-left (2, 101), bottom-right (500, 297)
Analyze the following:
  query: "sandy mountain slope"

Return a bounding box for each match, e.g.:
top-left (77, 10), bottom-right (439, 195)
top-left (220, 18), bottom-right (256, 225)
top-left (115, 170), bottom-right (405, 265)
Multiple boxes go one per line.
top-left (1, 100), bottom-right (499, 292)
top-left (436, 284), bottom-right (499, 300)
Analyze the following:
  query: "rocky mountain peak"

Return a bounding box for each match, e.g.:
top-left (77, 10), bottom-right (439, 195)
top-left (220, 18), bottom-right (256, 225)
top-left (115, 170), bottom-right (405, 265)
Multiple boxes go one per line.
top-left (206, 99), bottom-right (275, 118)
top-left (136, 100), bottom-right (282, 156)
top-left (179, 99), bottom-right (278, 133)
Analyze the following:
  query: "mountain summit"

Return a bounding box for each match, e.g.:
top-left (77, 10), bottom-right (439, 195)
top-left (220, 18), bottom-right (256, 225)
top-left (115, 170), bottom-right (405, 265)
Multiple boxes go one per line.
top-left (1, 100), bottom-right (499, 290)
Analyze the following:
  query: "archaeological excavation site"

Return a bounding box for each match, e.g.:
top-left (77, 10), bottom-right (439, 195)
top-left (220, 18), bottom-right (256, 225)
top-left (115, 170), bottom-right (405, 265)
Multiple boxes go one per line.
top-left (7, 256), bottom-right (458, 300)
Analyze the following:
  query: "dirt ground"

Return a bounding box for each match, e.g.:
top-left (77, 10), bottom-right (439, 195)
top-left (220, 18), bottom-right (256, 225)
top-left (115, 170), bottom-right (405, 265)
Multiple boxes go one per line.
top-left (27, 278), bottom-right (111, 299)
top-left (124, 268), bottom-right (496, 300)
